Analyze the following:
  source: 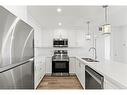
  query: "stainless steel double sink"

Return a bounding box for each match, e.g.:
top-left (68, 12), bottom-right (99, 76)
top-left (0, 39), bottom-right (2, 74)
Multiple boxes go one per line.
top-left (82, 58), bottom-right (99, 62)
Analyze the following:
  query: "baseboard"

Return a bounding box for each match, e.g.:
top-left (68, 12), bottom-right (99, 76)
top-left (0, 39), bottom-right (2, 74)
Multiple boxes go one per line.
top-left (35, 74), bottom-right (46, 89)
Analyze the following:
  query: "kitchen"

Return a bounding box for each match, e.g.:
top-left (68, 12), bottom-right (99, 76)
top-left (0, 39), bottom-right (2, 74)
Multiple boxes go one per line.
top-left (0, 5), bottom-right (127, 90)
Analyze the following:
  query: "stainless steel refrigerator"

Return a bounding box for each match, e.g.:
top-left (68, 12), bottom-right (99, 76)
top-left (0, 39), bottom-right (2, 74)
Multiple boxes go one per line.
top-left (0, 6), bottom-right (34, 89)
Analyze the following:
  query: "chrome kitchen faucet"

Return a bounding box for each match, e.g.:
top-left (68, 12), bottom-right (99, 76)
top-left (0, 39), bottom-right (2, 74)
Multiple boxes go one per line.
top-left (89, 47), bottom-right (97, 59)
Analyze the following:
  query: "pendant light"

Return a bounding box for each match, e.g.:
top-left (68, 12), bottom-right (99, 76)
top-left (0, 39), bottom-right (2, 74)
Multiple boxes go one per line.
top-left (101, 5), bottom-right (111, 34)
top-left (85, 21), bottom-right (91, 40)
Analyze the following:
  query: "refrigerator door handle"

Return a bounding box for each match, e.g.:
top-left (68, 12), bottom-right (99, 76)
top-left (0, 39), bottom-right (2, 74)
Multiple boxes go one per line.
top-left (0, 58), bottom-right (34, 73)
top-left (28, 58), bottom-right (34, 62)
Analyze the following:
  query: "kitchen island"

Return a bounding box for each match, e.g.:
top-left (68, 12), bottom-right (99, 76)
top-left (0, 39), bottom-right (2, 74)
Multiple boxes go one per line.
top-left (75, 56), bottom-right (127, 89)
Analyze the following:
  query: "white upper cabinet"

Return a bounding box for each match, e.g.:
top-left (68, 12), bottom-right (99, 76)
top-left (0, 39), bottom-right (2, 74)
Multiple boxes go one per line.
top-left (35, 29), bottom-right (88, 48)
top-left (34, 29), bottom-right (44, 47)
top-left (68, 30), bottom-right (76, 47)
top-left (41, 30), bottom-right (53, 47)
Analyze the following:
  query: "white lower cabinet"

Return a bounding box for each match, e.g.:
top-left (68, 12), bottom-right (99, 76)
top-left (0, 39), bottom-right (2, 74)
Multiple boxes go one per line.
top-left (75, 58), bottom-right (85, 89)
top-left (75, 58), bottom-right (80, 78)
top-left (34, 56), bottom-right (123, 89)
top-left (45, 57), bottom-right (52, 74)
top-left (104, 79), bottom-right (121, 89)
top-left (79, 62), bottom-right (85, 89)
top-left (34, 57), bottom-right (46, 88)
top-left (69, 57), bottom-right (76, 73)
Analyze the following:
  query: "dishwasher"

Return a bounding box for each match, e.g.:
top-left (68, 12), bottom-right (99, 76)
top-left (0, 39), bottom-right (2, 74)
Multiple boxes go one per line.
top-left (85, 65), bottom-right (104, 89)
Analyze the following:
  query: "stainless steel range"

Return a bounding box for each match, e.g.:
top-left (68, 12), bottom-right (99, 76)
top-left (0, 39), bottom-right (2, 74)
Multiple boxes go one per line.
top-left (52, 50), bottom-right (69, 74)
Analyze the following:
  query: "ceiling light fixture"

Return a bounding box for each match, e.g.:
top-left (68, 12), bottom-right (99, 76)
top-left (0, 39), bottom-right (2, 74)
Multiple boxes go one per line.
top-left (85, 21), bottom-right (91, 40)
top-left (100, 5), bottom-right (111, 34)
top-left (58, 22), bottom-right (62, 26)
top-left (57, 8), bottom-right (62, 13)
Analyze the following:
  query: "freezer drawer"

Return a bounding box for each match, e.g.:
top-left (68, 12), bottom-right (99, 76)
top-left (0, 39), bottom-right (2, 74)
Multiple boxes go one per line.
top-left (0, 60), bottom-right (34, 89)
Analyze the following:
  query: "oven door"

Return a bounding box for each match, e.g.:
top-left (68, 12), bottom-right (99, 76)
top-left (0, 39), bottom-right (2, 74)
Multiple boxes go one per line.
top-left (52, 61), bottom-right (69, 73)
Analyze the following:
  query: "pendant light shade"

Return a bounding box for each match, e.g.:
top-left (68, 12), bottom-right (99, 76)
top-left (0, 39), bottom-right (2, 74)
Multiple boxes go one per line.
top-left (85, 34), bottom-right (91, 40)
top-left (102, 24), bottom-right (111, 34)
top-left (101, 5), bottom-right (111, 34)
top-left (85, 21), bottom-right (91, 40)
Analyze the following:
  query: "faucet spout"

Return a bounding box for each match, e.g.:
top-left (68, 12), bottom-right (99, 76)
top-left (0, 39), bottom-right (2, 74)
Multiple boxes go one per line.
top-left (89, 47), bottom-right (97, 59)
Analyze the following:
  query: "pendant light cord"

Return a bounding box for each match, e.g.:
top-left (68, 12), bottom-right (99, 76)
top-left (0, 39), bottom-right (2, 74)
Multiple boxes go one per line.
top-left (102, 5), bottom-right (111, 34)
top-left (103, 5), bottom-right (108, 24)
top-left (87, 21), bottom-right (90, 35)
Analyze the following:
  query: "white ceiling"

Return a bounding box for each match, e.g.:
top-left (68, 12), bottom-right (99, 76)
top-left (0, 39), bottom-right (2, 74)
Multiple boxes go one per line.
top-left (27, 6), bottom-right (127, 30)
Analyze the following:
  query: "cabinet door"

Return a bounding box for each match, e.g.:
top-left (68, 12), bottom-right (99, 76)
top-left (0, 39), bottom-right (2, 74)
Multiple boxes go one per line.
top-left (78, 62), bottom-right (82, 82)
top-left (39, 62), bottom-right (45, 79)
top-left (104, 79), bottom-right (121, 89)
top-left (69, 57), bottom-right (76, 73)
top-left (40, 57), bottom-right (46, 77)
top-left (34, 58), bottom-right (40, 88)
top-left (68, 31), bottom-right (76, 47)
top-left (75, 59), bottom-right (80, 79)
top-left (34, 70), bottom-right (39, 88)
top-left (34, 57), bottom-right (45, 88)
top-left (80, 62), bottom-right (85, 89)
top-left (75, 59), bottom-right (85, 89)
top-left (35, 66), bottom-right (43, 88)
top-left (45, 57), bottom-right (52, 74)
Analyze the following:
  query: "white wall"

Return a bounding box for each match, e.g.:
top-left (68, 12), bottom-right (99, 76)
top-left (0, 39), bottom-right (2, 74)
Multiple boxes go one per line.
top-left (96, 25), bottom-right (127, 64)
top-left (96, 36), bottom-right (105, 61)
top-left (111, 26), bottom-right (127, 64)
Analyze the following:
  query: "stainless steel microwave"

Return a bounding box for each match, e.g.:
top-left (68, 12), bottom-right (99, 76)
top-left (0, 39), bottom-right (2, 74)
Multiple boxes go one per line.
top-left (53, 38), bottom-right (68, 47)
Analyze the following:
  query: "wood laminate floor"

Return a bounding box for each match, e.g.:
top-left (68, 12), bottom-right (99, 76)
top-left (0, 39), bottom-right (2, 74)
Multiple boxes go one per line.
top-left (37, 74), bottom-right (83, 89)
